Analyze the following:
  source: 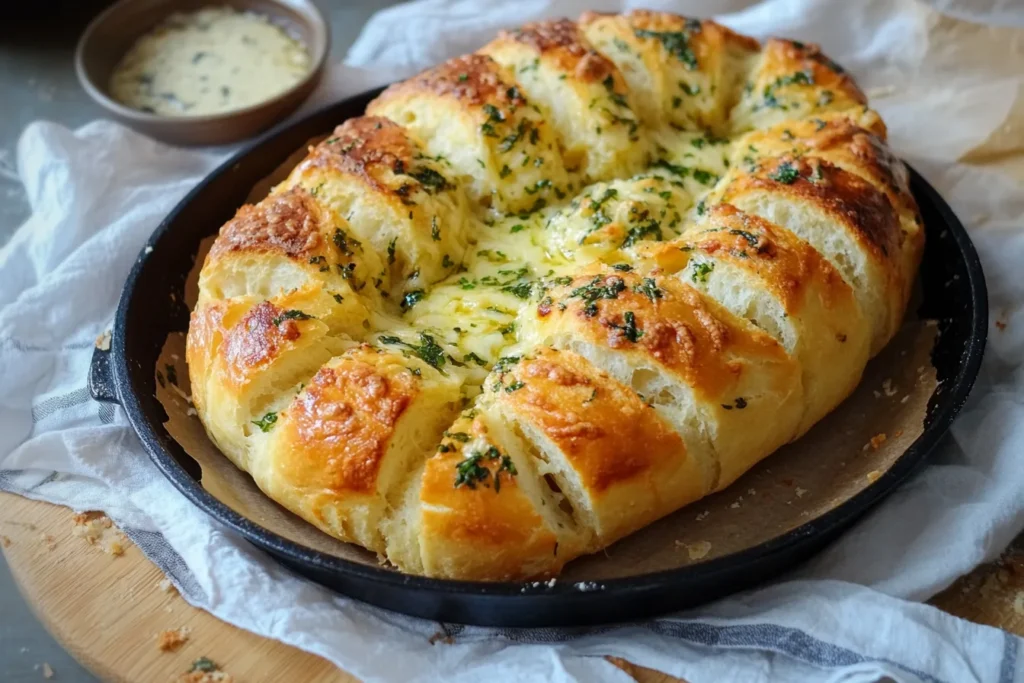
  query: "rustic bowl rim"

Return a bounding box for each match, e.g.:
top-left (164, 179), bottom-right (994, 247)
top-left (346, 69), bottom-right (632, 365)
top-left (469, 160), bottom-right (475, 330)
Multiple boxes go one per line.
top-left (74, 0), bottom-right (330, 127)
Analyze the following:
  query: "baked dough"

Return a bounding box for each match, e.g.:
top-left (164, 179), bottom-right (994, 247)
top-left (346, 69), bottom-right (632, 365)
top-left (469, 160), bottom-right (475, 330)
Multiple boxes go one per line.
top-left (187, 11), bottom-right (922, 580)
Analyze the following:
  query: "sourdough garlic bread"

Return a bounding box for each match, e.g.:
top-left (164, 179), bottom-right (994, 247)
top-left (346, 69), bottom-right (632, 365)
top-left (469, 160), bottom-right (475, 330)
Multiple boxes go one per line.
top-left (187, 11), bottom-right (923, 581)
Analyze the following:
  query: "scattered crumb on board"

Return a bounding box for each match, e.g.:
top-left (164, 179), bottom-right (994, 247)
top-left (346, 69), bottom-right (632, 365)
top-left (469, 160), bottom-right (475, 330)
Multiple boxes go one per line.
top-left (72, 511), bottom-right (129, 557)
top-left (2, 534), bottom-right (12, 548)
top-left (40, 663), bottom-right (54, 679)
top-left (95, 330), bottom-right (112, 351)
top-left (159, 577), bottom-right (179, 595)
top-left (157, 627), bottom-right (191, 652)
top-left (866, 470), bottom-right (882, 483)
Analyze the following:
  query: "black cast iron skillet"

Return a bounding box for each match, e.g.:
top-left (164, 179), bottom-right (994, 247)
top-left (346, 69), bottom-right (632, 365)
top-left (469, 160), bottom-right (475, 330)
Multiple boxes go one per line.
top-left (89, 87), bottom-right (988, 628)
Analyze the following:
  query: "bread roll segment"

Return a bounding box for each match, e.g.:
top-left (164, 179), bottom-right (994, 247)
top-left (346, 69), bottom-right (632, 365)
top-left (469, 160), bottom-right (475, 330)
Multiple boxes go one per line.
top-left (480, 18), bottom-right (649, 182)
top-left (187, 11), bottom-right (922, 580)
top-left (519, 267), bottom-right (804, 493)
top-left (367, 54), bottom-right (572, 215)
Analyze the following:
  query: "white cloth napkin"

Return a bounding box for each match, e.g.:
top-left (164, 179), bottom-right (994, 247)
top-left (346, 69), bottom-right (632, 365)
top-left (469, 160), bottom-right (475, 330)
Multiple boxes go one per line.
top-left (3, 1), bottom-right (1024, 681)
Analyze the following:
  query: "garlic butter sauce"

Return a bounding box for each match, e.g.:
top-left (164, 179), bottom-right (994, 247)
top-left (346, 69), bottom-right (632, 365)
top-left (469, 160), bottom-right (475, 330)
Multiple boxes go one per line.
top-left (109, 6), bottom-right (311, 117)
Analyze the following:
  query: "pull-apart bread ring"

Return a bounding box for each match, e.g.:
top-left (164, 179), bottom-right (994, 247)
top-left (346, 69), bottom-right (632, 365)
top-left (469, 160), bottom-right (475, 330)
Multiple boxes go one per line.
top-left (187, 11), bottom-right (922, 580)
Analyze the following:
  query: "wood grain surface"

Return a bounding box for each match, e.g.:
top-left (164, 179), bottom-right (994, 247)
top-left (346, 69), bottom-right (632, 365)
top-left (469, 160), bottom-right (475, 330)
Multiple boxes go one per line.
top-left (2, 491), bottom-right (1021, 683)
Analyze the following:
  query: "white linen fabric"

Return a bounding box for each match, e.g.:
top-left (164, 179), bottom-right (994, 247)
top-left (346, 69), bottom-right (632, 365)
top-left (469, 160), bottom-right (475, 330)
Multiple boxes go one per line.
top-left (3, 1), bottom-right (1024, 681)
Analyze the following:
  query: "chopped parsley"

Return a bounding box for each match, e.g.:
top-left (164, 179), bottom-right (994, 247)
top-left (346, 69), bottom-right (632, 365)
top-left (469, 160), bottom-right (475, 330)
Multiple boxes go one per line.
top-left (401, 289), bottom-right (426, 310)
top-left (387, 238), bottom-right (397, 265)
top-left (505, 380), bottom-right (525, 393)
top-left (379, 332), bottom-right (448, 372)
top-left (190, 658), bottom-right (220, 673)
top-left (614, 311), bottom-right (644, 343)
top-left (569, 275), bottom-right (627, 316)
top-left (634, 26), bottom-right (700, 70)
top-left (431, 216), bottom-right (441, 241)
top-left (692, 169), bottom-right (717, 185)
top-left (270, 309), bottom-right (314, 326)
top-left (691, 261), bottom-right (714, 283)
top-left (729, 229), bottom-right (760, 247)
top-left (463, 352), bottom-right (488, 367)
top-left (251, 412), bottom-right (278, 432)
top-left (622, 220), bottom-right (663, 248)
top-left (633, 277), bottom-right (663, 301)
top-left (408, 167), bottom-right (450, 192)
top-left (768, 161), bottom-right (800, 184)
top-left (332, 228), bottom-right (359, 256)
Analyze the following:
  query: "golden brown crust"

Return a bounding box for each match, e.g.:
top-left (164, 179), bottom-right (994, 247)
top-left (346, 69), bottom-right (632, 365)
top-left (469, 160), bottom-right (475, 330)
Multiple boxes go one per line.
top-left (418, 412), bottom-right (565, 580)
top-left (209, 188), bottom-right (323, 262)
top-left (281, 346), bottom-right (418, 495)
top-left (580, 11), bottom-right (762, 65)
top-left (724, 155), bottom-right (902, 264)
top-left (493, 349), bottom-right (685, 495)
top-left (379, 53), bottom-right (525, 109)
top-left (680, 203), bottom-right (851, 315)
top-left (297, 116), bottom-right (454, 202)
top-left (501, 18), bottom-right (617, 83)
top-left (739, 116), bottom-right (915, 218)
top-left (758, 38), bottom-right (866, 106)
top-left (221, 300), bottom-right (309, 388)
top-left (535, 269), bottom-right (786, 399)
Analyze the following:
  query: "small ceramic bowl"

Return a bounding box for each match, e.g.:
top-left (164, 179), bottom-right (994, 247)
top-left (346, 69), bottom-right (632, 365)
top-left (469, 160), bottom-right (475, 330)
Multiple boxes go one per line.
top-left (75, 0), bottom-right (330, 146)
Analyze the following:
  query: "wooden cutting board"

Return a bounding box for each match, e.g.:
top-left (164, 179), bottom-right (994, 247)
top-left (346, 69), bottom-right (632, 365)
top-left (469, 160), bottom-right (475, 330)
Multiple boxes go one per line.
top-left (2, 491), bottom-right (1022, 683)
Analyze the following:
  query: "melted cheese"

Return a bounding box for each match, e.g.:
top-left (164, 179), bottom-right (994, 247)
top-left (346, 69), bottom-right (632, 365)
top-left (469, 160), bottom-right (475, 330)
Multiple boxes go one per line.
top-left (366, 127), bottom-right (730, 384)
top-left (109, 7), bottom-right (310, 117)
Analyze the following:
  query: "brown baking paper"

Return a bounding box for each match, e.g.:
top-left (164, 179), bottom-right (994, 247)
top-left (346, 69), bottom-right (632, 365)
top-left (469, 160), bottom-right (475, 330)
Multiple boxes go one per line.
top-left (154, 131), bottom-right (939, 580)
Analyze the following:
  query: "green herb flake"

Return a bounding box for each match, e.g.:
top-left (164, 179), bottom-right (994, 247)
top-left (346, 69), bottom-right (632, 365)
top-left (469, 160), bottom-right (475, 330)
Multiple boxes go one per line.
top-left (401, 289), bottom-right (426, 311)
top-left (190, 658), bottom-right (219, 673)
top-left (251, 412), bottom-right (278, 433)
top-left (634, 27), bottom-right (700, 70)
top-left (691, 261), bottom-right (714, 283)
top-left (633, 277), bottom-right (663, 301)
top-left (270, 309), bottom-right (314, 326)
top-left (768, 161), bottom-right (800, 184)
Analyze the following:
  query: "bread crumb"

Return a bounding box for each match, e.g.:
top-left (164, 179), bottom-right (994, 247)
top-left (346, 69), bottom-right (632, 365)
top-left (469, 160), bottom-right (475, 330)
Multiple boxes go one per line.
top-left (73, 511), bottom-right (129, 556)
top-left (795, 487), bottom-right (808, 498)
top-left (865, 433), bottom-right (887, 451)
top-left (41, 534), bottom-right (56, 551)
top-left (747, 488), bottom-right (756, 496)
top-left (695, 510), bottom-right (709, 522)
top-left (995, 319), bottom-right (1007, 331)
top-left (866, 470), bottom-right (882, 483)
top-left (881, 379), bottom-right (897, 397)
top-left (42, 663), bottom-right (54, 679)
top-left (95, 330), bottom-right (112, 351)
top-left (901, 395), bottom-right (910, 404)
top-left (1, 535), bottom-right (11, 548)
top-left (685, 541), bottom-right (712, 561)
top-left (428, 631), bottom-right (455, 645)
top-left (159, 578), bottom-right (178, 595)
top-left (157, 627), bottom-right (191, 652)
